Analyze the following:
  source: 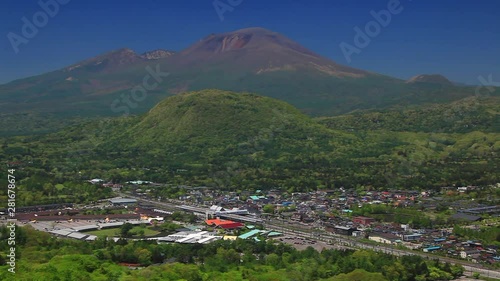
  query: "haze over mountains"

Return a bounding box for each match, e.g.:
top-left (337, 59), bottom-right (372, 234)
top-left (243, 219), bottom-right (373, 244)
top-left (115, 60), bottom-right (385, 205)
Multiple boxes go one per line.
top-left (0, 27), bottom-right (498, 135)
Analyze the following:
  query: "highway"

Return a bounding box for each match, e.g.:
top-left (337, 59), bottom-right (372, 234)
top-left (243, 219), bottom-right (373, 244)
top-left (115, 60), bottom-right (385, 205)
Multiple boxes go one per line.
top-left (123, 194), bottom-right (500, 279)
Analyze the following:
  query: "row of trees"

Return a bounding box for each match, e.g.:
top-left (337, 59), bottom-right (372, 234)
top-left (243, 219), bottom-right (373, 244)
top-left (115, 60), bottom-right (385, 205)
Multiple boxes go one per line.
top-left (0, 225), bottom-right (465, 281)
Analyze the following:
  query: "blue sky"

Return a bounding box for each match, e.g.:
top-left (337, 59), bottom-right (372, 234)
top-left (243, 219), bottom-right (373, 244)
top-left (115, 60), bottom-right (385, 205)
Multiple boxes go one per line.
top-left (1, 0), bottom-right (499, 84)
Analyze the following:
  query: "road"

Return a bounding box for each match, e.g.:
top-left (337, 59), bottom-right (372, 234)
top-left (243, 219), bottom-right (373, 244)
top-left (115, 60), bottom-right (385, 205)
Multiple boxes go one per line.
top-left (123, 194), bottom-right (500, 279)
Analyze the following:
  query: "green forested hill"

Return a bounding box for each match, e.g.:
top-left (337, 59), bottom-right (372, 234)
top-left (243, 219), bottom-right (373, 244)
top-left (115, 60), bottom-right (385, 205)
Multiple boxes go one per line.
top-left (1, 90), bottom-right (498, 202)
top-left (318, 96), bottom-right (500, 133)
top-left (116, 89), bottom-right (328, 148)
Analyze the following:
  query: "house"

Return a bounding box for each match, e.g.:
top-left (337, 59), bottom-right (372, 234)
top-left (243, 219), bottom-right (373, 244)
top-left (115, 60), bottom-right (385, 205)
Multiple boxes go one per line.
top-left (315, 205), bottom-right (327, 212)
top-left (423, 246), bottom-right (441, 252)
top-left (469, 253), bottom-right (482, 263)
top-left (126, 180), bottom-right (152, 185)
top-left (223, 235), bottom-right (238, 240)
top-left (147, 216), bottom-right (164, 223)
top-left (329, 225), bottom-right (357, 236)
top-left (461, 249), bottom-right (481, 259)
top-left (352, 231), bottom-right (363, 237)
top-left (402, 233), bottom-right (422, 241)
top-left (249, 195), bottom-right (268, 202)
top-left (109, 198), bottom-right (138, 206)
top-left (451, 212), bottom-right (482, 222)
top-left (238, 229), bottom-right (263, 239)
top-left (369, 232), bottom-right (401, 244)
top-left (205, 218), bottom-right (244, 230)
top-left (485, 245), bottom-right (499, 254)
top-left (353, 216), bottom-right (376, 226)
top-left (89, 178), bottom-right (105, 184)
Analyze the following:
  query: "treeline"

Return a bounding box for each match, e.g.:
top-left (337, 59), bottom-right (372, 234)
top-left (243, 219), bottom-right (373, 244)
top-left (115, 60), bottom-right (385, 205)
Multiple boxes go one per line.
top-left (0, 226), bottom-right (464, 281)
top-left (318, 96), bottom-right (500, 133)
top-left (453, 225), bottom-right (500, 245)
top-left (2, 129), bottom-right (498, 195)
top-left (350, 204), bottom-right (441, 229)
top-left (0, 138), bottom-right (498, 209)
top-left (0, 167), bottom-right (113, 206)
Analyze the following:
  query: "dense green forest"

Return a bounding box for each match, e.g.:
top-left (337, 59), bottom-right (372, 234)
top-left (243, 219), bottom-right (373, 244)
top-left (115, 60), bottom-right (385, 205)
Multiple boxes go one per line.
top-left (0, 226), bottom-right (464, 281)
top-left (0, 90), bottom-right (498, 206)
top-left (318, 96), bottom-right (500, 133)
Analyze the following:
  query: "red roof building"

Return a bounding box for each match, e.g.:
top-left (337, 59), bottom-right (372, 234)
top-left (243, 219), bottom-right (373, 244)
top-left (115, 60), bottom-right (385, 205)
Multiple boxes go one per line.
top-left (205, 218), bottom-right (244, 229)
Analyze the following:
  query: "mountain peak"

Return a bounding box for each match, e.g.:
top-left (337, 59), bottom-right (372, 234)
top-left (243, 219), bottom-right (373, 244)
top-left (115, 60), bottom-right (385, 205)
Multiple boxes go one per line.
top-left (406, 74), bottom-right (453, 86)
top-left (65, 48), bottom-right (143, 73)
top-left (177, 27), bottom-right (370, 77)
top-left (141, 49), bottom-right (176, 60)
top-left (192, 27), bottom-right (317, 56)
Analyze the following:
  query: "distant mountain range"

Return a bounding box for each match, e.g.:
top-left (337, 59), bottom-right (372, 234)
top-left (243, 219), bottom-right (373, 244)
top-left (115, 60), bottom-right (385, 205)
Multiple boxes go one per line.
top-left (0, 27), bottom-right (498, 135)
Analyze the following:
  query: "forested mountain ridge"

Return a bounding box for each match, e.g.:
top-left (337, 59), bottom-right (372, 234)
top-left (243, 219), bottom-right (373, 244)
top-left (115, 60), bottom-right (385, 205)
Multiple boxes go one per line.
top-left (1, 90), bottom-right (498, 201)
top-left (318, 96), bottom-right (500, 133)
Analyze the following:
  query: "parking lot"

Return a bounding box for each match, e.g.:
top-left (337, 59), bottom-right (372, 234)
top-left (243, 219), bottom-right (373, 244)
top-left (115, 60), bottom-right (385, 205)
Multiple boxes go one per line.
top-left (276, 235), bottom-right (341, 251)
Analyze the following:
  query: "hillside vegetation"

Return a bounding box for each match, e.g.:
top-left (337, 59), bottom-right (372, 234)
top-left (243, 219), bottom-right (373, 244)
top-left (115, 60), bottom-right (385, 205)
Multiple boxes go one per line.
top-left (318, 96), bottom-right (500, 133)
top-left (0, 226), bottom-right (464, 281)
top-left (1, 90), bottom-right (498, 205)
